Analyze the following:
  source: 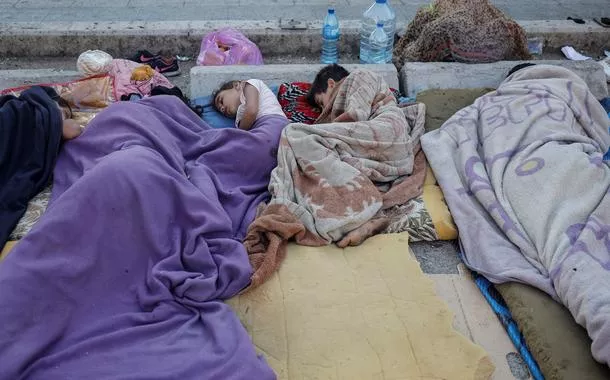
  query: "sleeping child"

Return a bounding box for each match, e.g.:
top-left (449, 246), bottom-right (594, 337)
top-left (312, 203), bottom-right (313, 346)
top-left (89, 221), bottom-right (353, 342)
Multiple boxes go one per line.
top-left (213, 79), bottom-right (286, 130)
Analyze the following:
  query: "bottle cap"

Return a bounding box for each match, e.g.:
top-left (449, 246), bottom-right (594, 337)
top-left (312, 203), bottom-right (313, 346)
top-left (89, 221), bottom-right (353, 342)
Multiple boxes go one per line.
top-left (375, 0), bottom-right (387, 3)
top-left (377, 22), bottom-right (384, 27)
top-left (328, 8), bottom-right (335, 14)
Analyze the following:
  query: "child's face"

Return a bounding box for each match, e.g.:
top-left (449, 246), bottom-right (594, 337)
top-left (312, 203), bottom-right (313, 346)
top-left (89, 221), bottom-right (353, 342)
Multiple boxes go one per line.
top-left (313, 79), bottom-right (337, 109)
top-left (215, 87), bottom-right (241, 118)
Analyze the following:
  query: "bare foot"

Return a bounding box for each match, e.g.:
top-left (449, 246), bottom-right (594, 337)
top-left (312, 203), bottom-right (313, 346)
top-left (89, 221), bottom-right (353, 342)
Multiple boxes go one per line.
top-left (336, 218), bottom-right (390, 248)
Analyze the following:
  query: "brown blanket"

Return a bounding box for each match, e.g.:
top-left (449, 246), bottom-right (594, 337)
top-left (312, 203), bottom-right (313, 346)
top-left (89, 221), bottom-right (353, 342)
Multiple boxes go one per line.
top-left (393, 0), bottom-right (530, 70)
top-left (245, 69), bottom-right (426, 288)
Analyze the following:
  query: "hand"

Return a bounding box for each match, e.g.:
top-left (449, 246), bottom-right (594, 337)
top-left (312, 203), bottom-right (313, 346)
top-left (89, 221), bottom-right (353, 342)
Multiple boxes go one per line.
top-left (371, 92), bottom-right (393, 114)
top-left (62, 119), bottom-right (83, 140)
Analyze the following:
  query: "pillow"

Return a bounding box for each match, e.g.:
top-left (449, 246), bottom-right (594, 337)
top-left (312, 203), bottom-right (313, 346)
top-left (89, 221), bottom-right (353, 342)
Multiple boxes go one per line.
top-left (192, 85), bottom-right (280, 129)
top-left (422, 167), bottom-right (458, 240)
top-left (384, 167), bottom-right (458, 242)
top-left (192, 95), bottom-right (236, 129)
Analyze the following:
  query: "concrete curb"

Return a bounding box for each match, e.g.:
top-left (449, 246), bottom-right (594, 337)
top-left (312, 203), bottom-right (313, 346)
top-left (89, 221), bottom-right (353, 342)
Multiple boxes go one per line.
top-left (401, 60), bottom-right (609, 99)
top-left (0, 68), bottom-right (81, 90)
top-left (190, 63), bottom-right (398, 99)
top-left (0, 20), bottom-right (608, 59)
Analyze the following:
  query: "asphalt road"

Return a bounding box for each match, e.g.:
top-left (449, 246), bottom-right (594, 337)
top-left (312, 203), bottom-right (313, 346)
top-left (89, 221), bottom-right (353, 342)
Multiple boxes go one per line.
top-left (0, 0), bottom-right (607, 23)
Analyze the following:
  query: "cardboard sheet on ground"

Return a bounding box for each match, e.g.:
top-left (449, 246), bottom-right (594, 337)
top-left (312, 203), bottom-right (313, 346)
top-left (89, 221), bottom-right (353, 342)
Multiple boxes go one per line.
top-left (228, 233), bottom-right (494, 379)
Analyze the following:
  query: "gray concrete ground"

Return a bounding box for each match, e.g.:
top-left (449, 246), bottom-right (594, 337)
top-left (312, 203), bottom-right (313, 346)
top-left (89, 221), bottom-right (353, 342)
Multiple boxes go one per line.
top-left (0, 0), bottom-right (608, 22)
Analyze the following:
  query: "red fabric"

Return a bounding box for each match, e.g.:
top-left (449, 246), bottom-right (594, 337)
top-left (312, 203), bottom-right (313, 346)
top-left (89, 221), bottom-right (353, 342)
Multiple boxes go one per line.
top-left (277, 82), bottom-right (320, 124)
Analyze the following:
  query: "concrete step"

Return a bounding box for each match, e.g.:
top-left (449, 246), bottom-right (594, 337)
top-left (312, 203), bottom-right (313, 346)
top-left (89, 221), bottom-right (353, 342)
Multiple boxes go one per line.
top-left (0, 68), bottom-right (81, 91)
top-left (0, 20), bottom-right (608, 60)
top-left (188, 60), bottom-right (608, 100)
top-left (2, 61), bottom-right (607, 101)
top-left (190, 64), bottom-right (399, 99)
top-left (401, 60), bottom-right (609, 99)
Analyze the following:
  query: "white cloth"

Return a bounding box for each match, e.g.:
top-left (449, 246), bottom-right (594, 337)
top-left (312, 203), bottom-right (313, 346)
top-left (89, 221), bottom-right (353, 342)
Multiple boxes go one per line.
top-left (561, 46), bottom-right (591, 61)
top-left (235, 79), bottom-right (284, 127)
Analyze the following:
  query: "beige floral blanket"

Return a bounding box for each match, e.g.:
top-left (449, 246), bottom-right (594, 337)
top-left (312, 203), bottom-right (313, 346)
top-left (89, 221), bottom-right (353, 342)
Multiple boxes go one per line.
top-left (245, 69), bottom-right (426, 287)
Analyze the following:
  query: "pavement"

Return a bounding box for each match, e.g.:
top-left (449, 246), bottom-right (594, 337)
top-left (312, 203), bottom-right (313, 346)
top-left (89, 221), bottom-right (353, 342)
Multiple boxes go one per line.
top-left (1, 0), bottom-right (608, 378)
top-left (0, 60), bottom-right (544, 379)
top-left (0, 0), bottom-right (608, 22)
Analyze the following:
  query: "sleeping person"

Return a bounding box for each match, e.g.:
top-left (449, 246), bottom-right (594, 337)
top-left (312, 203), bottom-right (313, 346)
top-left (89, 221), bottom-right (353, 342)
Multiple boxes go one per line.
top-left (0, 93), bottom-right (288, 379)
top-left (213, 79), bottom-right (286, 130)
top-left (302, 64), bottom-right (406, 248)
top-left (0, 86), bottom-right (82, 248)
top-left (306, 63), bottom-right (396, 122)
top-left (54, 93), bottom-right (84, 140)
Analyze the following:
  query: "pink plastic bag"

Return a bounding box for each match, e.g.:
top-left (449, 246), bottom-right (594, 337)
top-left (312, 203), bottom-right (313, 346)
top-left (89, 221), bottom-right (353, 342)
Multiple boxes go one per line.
top-left (196, 28), bottom-right (264, 66)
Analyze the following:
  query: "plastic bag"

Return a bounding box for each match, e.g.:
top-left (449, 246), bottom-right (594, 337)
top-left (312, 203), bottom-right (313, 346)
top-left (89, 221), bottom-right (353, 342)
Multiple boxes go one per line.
top-left (76, 50), bottom-right (113, 76)
top-left (196, 28), bottom-right (263, 66)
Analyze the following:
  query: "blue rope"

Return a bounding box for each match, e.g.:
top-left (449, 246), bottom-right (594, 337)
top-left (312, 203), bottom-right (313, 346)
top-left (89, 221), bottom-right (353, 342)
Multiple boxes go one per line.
top-left (473, 274), bottom-right (545, 380)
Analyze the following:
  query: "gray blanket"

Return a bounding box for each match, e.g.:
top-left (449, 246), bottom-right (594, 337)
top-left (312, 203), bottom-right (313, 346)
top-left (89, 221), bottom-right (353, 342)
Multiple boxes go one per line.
top-left (422, 65), bottom-right (610, 364)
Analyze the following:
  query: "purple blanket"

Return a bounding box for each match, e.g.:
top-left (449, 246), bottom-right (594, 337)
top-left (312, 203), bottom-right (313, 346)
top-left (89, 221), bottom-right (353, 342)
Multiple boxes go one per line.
top-left (0, 96), bottom-right (288, 379)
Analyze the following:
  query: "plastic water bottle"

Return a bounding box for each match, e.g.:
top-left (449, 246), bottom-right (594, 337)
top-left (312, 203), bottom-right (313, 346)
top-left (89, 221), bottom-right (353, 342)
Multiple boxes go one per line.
top-left (368, 22), bottom-right (388, 64)
top-left (359, 0), bottom-right (396, 63)
top-left (321, 8), bottom-right (340, 64)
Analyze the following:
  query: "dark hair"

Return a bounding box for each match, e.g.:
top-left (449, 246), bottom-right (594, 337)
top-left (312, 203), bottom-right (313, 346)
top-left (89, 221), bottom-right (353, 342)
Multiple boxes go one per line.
top-left (39, 85), bottom-right (73, 119)
top-left (507, 63), bottom-right (536, 78)
top-left (212, 80), bottom-right (241, 113)
top-left (306, 64), bottom-right (350, 108)
top-left (55, 96), bottom-right (73, 118)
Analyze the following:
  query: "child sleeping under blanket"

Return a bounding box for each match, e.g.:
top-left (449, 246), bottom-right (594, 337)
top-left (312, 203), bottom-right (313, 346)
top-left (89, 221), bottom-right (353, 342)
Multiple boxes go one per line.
top-left (0, 95), bottom-right (289, 379)
top-left (214, 78), bottom-right (287, 130)
top-left (244, 65), bottom-right (427, 288)
top-left (421, 64), bottom-right (610, 366)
